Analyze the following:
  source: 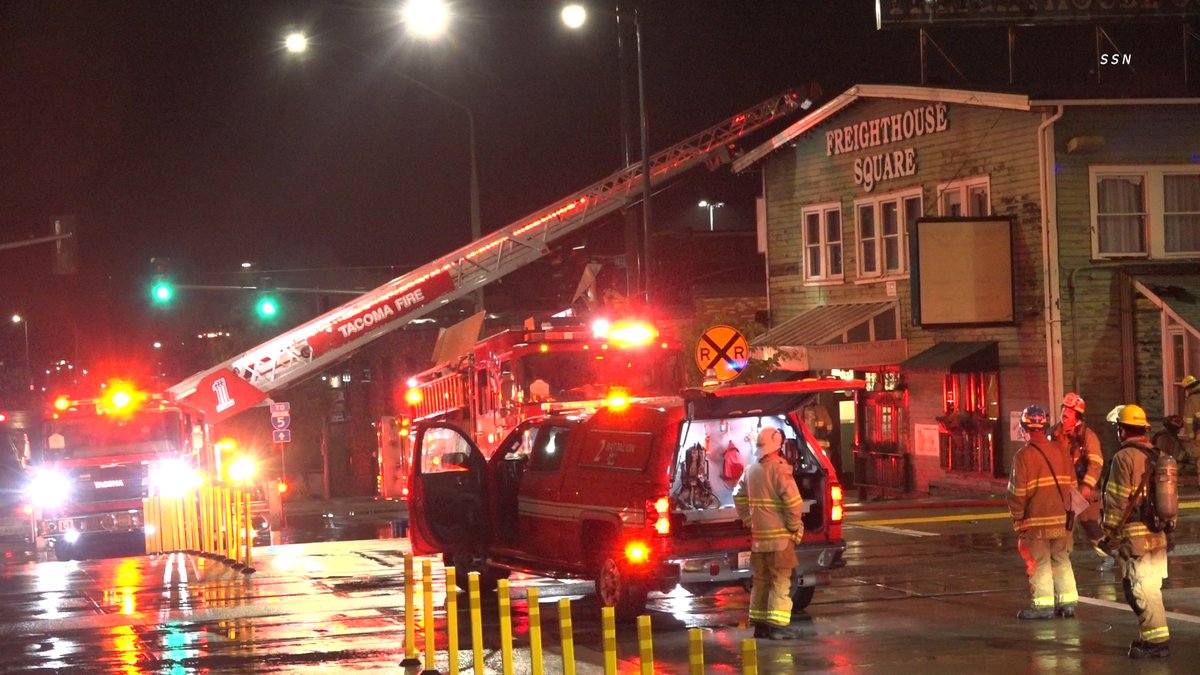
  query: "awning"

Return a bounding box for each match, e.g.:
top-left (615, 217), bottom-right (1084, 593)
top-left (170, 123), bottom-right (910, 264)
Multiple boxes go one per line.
top-left (901, 341), bottom-right (999, 373)
top-left (752, 301), bottom-right (897, 347)
top-left (1133, 274), bottom-right (1200, 340)
top-left (752, 301), bottom-right (907, 371)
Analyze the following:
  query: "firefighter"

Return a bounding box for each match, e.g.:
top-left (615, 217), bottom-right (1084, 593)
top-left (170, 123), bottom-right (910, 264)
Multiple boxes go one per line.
top-left (733, 426), bottom-right (804, 640)
top-left (1007, 404), bottom-right (1079, 620)
top-left (1154, 414), bottom-right (1194, 478)
top-left (1100, 403), bottom-right (1172, 658)
top-left (1181, 374), bottom-right (1200, 442)
top-left (1049, 392), bottom-right (1108, 567)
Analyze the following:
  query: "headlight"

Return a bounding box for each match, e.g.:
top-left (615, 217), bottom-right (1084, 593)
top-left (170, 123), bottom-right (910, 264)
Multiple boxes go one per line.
top-left (228, 456), bottom-right (256, 483)
top-left (149, 459), bottom-right (202, 497)
top-left (28, 469), bottom-right (72, 508)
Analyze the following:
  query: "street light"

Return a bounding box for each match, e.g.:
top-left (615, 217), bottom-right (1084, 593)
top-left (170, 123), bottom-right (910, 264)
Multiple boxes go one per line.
top-left (282, 28), bottom-right (482, 307)
top-left (562, 3), bottom-right (653, 303)
top-left (10, 314), bottom-right (31, 392)
top-left (698, 200), bottom-right (724, 231)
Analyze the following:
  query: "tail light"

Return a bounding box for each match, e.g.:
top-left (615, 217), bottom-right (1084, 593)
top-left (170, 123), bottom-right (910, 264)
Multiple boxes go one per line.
top-left (624, 541), bottom-right (650, 564)
top-left (830, 485), bottom-right (844, 523)
top-left (646, 496), bottom-right (670, 536)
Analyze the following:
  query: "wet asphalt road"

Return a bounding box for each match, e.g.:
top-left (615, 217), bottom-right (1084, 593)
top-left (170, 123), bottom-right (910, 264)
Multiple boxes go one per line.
top-left (3, 499), bottom-right (1200, 673)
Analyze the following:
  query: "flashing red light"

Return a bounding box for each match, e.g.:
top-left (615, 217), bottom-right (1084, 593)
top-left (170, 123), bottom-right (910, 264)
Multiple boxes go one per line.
top-left (647, 496), bottom-right (671, 536)
top-left (624, 541), bottom-right (650, 564)
top-left (277, 481), bottom-right (288, 494)
top-left (0, 412), bottom-right (6, 423)
top-left (21, 504), bottom-right (33, 516)
top-left (405, 388), bottom-right (423, 406)
top-left (402, 487), bottom-right (410, 498)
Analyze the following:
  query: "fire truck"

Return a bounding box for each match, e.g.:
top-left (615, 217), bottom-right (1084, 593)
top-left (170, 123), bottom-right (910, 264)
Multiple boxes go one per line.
top-left (26, 382), bottom-right (221, 560)
top-left (376, 315), bottom-right (687, 500)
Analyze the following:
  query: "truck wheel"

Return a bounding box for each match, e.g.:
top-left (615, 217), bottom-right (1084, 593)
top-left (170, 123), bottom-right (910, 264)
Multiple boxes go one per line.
top-left (595, 557), bottom-right (649, 621)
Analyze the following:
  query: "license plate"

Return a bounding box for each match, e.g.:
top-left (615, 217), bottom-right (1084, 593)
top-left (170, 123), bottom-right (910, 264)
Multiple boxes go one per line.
top-left (737, 551), bottom-right (752, 569)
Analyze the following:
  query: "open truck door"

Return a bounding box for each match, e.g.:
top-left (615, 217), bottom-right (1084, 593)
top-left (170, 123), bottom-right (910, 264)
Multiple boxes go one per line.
top-left (407, 424), bottom-right (489, 556)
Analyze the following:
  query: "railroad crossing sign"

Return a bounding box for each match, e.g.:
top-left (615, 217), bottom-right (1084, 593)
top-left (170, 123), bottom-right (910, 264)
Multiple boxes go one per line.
top-left (695, 325), bottom-right (749, 383)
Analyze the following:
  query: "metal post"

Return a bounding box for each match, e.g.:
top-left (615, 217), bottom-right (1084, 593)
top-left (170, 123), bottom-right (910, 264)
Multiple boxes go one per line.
top-left (634, 11), bottom-right (653, 303)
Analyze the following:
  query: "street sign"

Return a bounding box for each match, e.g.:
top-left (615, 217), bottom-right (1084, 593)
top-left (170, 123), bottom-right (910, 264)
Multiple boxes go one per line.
top-left (272, 429), bottom-right (292, 443)
top-left (696, 325), bottom-right (749, 383)
top-left (270, 402), bottom-right (291, 414)
top-left (271, 415), bottom-right (291, 431)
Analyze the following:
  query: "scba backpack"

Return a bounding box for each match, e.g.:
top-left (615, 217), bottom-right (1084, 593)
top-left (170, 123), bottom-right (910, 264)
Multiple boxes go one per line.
top-left (1137, 446), bottom-right (1179, 533)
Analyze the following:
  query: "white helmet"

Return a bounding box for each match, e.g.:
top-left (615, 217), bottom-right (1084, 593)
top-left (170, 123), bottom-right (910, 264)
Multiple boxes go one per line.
top-left (755, 427), bottom-right (783, 459)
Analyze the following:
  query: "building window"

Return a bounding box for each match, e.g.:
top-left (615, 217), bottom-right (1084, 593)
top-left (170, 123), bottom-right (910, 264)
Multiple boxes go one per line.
top-left (802, 202), bottom-right (843, 282)
top-left (1091, 166), bottom-right (1200, 259)
top-left (937, 176), bottom-right (990, 216)
top-left (855, 189), bottom-right (920, 279)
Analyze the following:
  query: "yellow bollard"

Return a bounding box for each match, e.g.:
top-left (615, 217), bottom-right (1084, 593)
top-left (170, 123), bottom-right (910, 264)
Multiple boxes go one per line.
top-left (199, 487), bottom-right (211, 555)
top-left (224, 487), bottom-right (235, 560)
top-left (742, 637), bottom-right (758, 675)
top-left (214, 487), bottom-right (225, 559)
top-left (498, 579), bottom-right (514, 675)
top-left (469, 572), bottom-right (484, 675)
top-left (689, 628), bottom-right (705, 675)
top-left (602, 606), bottom-right (617, 675)
top-left (233, 488), bottom-right (245, 563)
top-left (174, 494), bottom-right (187, 552)
top-left (142, 498), bottom-right (153, 554)
top-left (161, 495), bottom-right (175, 551)
top-left (422, 558), bottom-right (436, 669)
top-left (558, 599), bottom-right (575, 675)
top-left (637, 615), bottom-right (653, 675)
top-left (186, 490), bottom-right (199, 552)
top-left (242, 490), bottom-right (253, 570)
top-left (400, 553), bottom-right (420, 667)
top-left (528, 587), bottom-right (542, 675)
top-left (446, 567), bottom-right (459, 675)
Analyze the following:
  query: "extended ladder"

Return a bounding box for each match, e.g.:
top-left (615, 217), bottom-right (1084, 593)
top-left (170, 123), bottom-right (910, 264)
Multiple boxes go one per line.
top-left (166, 90), bottom-right (805, 422)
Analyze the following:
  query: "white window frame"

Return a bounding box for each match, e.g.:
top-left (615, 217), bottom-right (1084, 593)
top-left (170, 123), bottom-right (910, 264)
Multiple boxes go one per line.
top-left (936, 175), bottom-right (991, 217)
top-left (801, 201), bottom-right (844, 283)
top-left (854, 187), bottom-right (921, 281)
top-left (1089, 164), bottom-right (1200, 260)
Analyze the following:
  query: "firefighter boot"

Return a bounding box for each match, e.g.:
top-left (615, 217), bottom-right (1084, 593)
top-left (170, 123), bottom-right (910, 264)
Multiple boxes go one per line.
top-left (1055, 604), bottom-right (1076, 618)
top-left (1017, 607), bottom-right (1055, 620)
top-left (1129, 640), bottom-right (1170, 659)
top-left (752, 623), bottom-right (770, 639)
top-left (766, 624), bottom-right (804, 640)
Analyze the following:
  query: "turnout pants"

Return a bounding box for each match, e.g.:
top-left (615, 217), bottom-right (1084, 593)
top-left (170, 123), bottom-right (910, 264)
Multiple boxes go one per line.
top-left (1119, 547), bottom-right (1170, 644)
top-left (748, 548), bottom-right (797, 628)
top-left (1018, 533), bottom-right (1078, 609)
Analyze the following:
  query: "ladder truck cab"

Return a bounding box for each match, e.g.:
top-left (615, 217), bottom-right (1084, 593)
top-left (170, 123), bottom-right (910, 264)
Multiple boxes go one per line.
top-left (28, 382), bottom-right (215, 560)
top-left (402, 317), bottom-right (688, 457)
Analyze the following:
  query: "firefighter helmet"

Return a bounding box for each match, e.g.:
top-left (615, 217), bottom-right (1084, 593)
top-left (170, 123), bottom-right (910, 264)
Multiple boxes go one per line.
top-left (1020, 405), bottom-right (1048, 431)
top-left (1182, 374), bottom-right (1199, 391)
top-left (1164, 414), bottom-right (1185, 433)
top-left (1061, 392), bottom-right (1086, 414)
top-left (1114, 403), bottom-right (1151, 429)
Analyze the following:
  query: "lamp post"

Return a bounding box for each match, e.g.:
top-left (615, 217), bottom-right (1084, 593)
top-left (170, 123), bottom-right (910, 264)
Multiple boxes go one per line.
top-left (10, 314), bottom-right (31, 392)
top-left (284, 28), bottom-right (482, 309)
top-left (697, 200), bottom-right (724, 231)
top-left (563, 3), bottom-right (653, 303)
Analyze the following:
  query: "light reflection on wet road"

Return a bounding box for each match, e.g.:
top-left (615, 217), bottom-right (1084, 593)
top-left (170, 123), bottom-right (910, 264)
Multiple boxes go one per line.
top-left (1, 503), bottom-right (1199, 672)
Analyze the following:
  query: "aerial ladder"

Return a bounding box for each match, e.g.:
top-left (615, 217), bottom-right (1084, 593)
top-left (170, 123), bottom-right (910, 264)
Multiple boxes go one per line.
top-left (165, 89), bottom-right (807, 423)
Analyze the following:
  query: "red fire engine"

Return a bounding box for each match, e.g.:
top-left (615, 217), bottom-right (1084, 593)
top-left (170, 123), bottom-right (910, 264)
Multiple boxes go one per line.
top-left (381, 317), bottom-right (687, 492)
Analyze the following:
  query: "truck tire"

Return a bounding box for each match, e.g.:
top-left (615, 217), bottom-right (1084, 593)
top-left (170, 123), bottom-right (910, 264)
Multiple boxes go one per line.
top-left (595, 556), bottom-right (649, 621)
top-left (790, 577), bottom-right (815, 610)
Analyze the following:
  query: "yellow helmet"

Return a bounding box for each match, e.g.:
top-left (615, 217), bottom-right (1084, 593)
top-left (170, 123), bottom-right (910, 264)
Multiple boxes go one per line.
top-left (1114, 403), bottom-right (1150, 429)
top-left (1182, 374), bottom-right (1199, 391)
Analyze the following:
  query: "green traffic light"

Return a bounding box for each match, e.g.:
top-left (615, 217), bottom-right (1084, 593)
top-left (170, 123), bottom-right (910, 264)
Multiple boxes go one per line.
top-left (152, 281), bottom-right (173, 303)
top-left (257, 297), bottom-right (278, 318)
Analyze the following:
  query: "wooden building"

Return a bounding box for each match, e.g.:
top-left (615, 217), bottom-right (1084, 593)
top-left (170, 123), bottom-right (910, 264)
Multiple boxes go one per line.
top-left (733, 84), bottom-right (1200, 495)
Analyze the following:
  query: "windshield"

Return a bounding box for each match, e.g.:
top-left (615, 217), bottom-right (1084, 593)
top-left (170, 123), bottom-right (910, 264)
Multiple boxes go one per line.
top-left (42, 410), bottom-right (184, 460)
top-left (516, 347), bottom-right (687, 402)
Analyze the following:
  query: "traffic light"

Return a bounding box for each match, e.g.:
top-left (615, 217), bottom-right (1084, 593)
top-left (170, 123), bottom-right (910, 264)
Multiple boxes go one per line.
top-left (256, 295), bottom-right (279, 318)
top-left (151, 279), bottom-right (174, 304)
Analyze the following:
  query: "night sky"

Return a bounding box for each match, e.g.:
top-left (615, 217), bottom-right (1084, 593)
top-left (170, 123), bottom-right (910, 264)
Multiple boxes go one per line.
top-left (0, 0), bottom-right (1188, 391)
